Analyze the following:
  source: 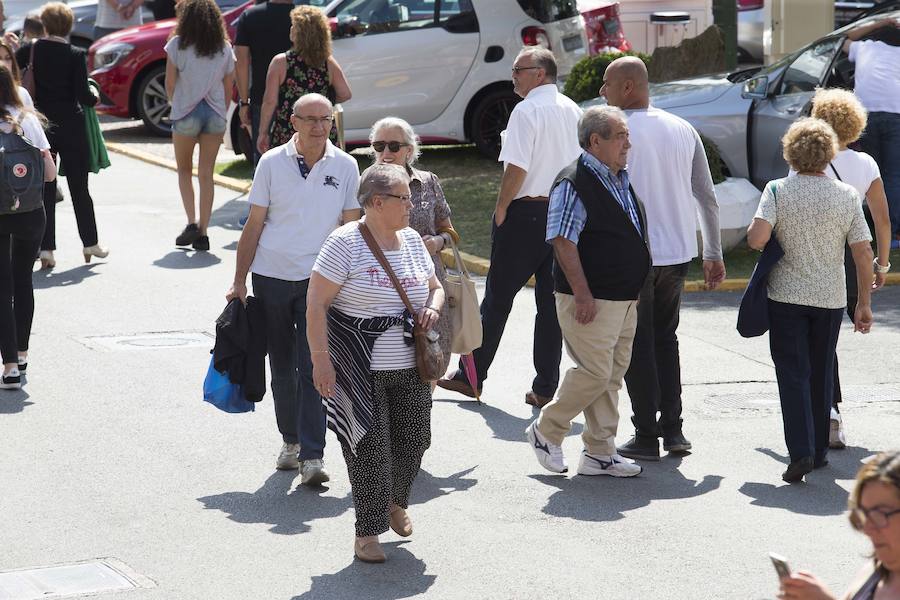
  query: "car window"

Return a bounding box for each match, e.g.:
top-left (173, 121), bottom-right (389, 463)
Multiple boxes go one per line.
top-left (515, 0), bottom-right (579, 23)
top-left (438, 0), bottom-right (475, 32)
top-left (778, 38), bottom-right (841, 95)
top-left (334, 0), bottom-right (437, 34)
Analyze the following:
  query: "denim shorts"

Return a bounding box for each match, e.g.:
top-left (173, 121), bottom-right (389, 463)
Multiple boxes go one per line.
top-left (172, 100), bottom-right (226, 137)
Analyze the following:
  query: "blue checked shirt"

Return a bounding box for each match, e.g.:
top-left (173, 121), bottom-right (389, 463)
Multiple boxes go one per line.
top-left (546, 152), bottom-right (643, 245)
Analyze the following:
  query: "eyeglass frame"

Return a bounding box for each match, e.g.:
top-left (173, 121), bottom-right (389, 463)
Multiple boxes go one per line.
top-left (511, 65), bottom-right (542, 73)
top-left (372, 140), bottom-right (411, 153)
top-left (377, 192), bottom-right (411, 202)
top-left (850, 506), bottom-right (900, 530)
top-left (291, 114), bottom-right (334, 126)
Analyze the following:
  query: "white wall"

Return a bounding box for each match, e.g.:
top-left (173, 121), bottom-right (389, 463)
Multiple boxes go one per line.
top-left (615, 0), bottom-right (714, 53)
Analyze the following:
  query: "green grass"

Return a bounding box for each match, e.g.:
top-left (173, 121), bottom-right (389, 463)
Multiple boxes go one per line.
top-left (217, 149), bottom-right (900, 280)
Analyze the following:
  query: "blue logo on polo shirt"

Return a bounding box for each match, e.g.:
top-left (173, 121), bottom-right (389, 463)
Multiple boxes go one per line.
top-left (324, 175), bottom-right (339, 189)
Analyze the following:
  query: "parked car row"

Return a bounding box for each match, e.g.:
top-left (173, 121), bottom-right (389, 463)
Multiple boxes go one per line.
top-left (583, 4), bottom-right (900, 191)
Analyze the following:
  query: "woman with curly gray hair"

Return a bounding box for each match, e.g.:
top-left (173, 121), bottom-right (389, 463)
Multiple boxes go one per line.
top-left (747, 118), bottom-right (875, 484)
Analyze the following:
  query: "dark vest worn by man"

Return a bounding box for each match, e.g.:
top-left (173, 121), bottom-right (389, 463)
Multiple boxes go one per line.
top-left (551, 157), bottom-right (652, 301)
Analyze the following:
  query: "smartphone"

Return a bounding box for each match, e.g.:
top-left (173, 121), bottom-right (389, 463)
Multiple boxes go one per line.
top-left (769, 553), bottom-right (791, 580)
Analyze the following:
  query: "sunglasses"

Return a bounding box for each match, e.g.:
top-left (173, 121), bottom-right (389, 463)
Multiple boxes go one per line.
top-left (372, 141), bottom-right (410, 153)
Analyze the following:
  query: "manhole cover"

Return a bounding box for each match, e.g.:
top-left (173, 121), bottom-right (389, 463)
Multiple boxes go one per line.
top-left (705, 393), bottom-right (781, 411)
top-left (0, 558), bottom-right (154, 599)
top-left (79, 330), bottom-right (213, 351)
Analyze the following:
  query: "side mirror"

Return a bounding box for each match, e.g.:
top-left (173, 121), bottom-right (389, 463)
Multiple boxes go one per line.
top-left (741, 75), bottom-right (769, 100)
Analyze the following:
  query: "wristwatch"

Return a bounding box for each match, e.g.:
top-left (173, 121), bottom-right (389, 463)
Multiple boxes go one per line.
top-left (239, 99), bottom-right (251, 107)
top-left (874, 258), bottom-right (891, 274)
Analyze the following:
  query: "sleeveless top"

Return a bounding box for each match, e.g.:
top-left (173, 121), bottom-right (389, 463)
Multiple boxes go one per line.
top-left (269, 50), bottom-right (335, 146)
top-left (849, 569), bottom-right (882, 600)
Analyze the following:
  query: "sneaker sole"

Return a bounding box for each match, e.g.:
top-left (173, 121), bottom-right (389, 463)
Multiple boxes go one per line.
top-left (0, 382), bottom-right (22, 389)
top-left (301, 471), bottom-right (330, 486)
top-left (663, 444), bottom-right (692, 454)
top-left (275, 461), bottom-right (300, 471)
top-left (577, 466), bottom-right (643, 478)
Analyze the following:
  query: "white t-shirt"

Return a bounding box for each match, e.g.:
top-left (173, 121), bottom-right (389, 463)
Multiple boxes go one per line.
top-left (313, 222), bottom-right (435, 370)
top-left (18, 87), bottom-right (33, 110)
top-left (625, 107), bottom-right (722, 265)
top-left (249, 139), bottom-right (360, 281)
top-left (754, 176), bottom-right (871, 309)
top-left (0, 106), bottom-right (50, 150)
top-left (788, 148), bottom-right (880, 201)
top-left (164, 36), bottom-right (235, 120)
top-left (95, 0), bottom-right (142, 30)
top-left (848, 40), bottom-right (900, 114)
top-left (498, 84), bottom-right (582, 198)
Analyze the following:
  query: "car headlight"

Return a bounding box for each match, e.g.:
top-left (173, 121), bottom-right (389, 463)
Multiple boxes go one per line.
top-left (93, 42), bottom-right (134, 70)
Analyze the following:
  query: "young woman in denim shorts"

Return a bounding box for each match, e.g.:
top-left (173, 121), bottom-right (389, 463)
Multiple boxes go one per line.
top-left (164, 0), bottom-right (235, 252)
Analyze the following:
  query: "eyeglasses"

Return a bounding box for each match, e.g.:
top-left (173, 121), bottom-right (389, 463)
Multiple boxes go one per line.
top-left (292, 115), bottom-right (334, 126)
top-left (379, 193), bottom-right (411, 202)
top-left (512, 66), bottom-right (541, 73)
top-left (372, 141), bottom-right (410, 153)
top-left (850, 506), bottom-right (900, 530)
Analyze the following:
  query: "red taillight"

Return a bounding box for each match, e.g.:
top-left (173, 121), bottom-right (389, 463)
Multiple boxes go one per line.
top-left (737, 0), bottom-right (764, 11)
top-left (522, 26), bottom-right (551, 49)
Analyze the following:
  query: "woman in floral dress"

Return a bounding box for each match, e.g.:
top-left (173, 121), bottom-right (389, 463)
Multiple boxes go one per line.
top-left (256, 5), bottom-right (350, 154)
top-left (365, 117), bottom-right (458, 376)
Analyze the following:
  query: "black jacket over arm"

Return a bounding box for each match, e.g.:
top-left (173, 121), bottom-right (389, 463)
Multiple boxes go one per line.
top-left (213, 298), bottom-right (268, 402)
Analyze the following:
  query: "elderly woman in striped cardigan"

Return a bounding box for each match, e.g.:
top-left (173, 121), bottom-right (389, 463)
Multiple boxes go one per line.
top-left (306, 163), bottom-right (444, 564)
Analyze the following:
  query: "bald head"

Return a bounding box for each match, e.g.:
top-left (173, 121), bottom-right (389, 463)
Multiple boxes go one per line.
top-left (293, 93), bottom-right (333, 114)
top-left (600, 56), bottom-right (650, 110)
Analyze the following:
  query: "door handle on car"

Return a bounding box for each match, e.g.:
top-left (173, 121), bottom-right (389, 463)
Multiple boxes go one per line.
top-left (785, 106), bottom-right (801, 115)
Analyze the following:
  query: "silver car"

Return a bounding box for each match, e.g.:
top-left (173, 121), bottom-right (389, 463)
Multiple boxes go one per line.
top-left (586, 6), bottom-right (900, 190)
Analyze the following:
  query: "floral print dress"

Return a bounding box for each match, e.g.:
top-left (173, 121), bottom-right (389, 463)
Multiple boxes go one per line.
top-left (407, 167), bottom-right (453, 372)
top-left (269, 51), bottom-right (336, 146)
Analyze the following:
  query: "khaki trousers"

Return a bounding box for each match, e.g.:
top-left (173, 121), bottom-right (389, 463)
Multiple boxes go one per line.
top-left (537, 293), bottom-right (638, 456)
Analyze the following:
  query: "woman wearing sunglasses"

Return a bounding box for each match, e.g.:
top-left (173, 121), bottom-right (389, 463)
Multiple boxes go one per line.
top-left (365, 117), bottom-right (458, 379)
top-left (778, 450), bottom-right (900, 599)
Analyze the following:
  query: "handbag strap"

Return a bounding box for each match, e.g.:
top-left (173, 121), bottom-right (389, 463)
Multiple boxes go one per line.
top-left (445, 235), bottom-right (471, 279)
top-left (830, 162), bottom-right (842, 181)
top-left (358, 222), bottom-right (416, 317)
top-left (27, 41), bottom-right (35, 70)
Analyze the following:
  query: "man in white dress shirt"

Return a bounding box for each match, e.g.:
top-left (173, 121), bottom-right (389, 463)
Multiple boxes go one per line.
top-left (601, 56), bottom-right (725, 461)
top-left (437, 47), bottom-right (582, 407)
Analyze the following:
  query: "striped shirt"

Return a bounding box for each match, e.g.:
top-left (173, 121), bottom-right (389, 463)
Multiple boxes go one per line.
top-left (313, 221), bottom-right (435, 370)
top-left (546, 151), bottom-right (642, 244)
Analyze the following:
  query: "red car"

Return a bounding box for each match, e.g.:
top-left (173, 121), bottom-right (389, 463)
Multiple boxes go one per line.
top-left (88, 0), bottom-right (250, 138)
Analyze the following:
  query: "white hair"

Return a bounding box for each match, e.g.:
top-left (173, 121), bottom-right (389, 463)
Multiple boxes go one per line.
top-left (358, 163), bottom-right (411, 207)
top-left (367, 116), bottom-right (421, 165)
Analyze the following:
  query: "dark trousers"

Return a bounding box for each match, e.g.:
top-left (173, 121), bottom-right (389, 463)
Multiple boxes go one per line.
top-left (768, 300), bottom-right (842, 462)
top-left (623, 262), bottom-right (689, 439)
top-left (42, 147), bottom-right (99, 250)
top-left (0, 210), bottom-right (45, 363)
top-left (252, 273), bottom-right (325, 460)
top-left (341, 368), bottom-right (431, 537)
top-left (459, 200), bottom-right (561, 397)
top-left (858, 111), bottom-right (900, 236)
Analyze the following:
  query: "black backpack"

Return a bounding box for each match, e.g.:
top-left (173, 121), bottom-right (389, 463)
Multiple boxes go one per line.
top-left (0, 114), bottom-right (44, 216)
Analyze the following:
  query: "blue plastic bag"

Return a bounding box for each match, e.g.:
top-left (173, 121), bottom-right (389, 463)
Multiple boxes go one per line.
top-left (203, 356), bottom-right (255, 413)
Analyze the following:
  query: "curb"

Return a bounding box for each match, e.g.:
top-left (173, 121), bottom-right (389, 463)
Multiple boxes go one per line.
top-left (105, 142), bottom-right (251, 195)
top-left (107, 142), bottom-right (900, 293)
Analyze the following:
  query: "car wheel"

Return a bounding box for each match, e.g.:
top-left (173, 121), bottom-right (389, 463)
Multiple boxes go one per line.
top-left (470, 89), bottom-right (520, 159)
top-left (137, 65), bottom-right (172, 137)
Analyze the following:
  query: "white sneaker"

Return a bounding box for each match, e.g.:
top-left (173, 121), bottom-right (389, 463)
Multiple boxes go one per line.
top-left (577, 451), bottom-right (643, 478)
top-left (525, 420), bottom-right (568, 473)
top-left (0, 368), bottom-right (21, 390)
top-left (300, 459), bottom-right (330, 486)
top-left (829, 408), bottom-right (846, 449)
top-left (275, 443), bottom-right (300, 470)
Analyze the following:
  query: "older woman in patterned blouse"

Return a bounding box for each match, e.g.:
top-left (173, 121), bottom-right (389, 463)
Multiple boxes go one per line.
top-left (747, 118), bottom-right (874, 484)
top-left (365, 117), bottom-right (458, 377)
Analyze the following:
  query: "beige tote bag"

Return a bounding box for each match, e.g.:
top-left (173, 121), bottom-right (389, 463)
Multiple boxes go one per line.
top-left (444, 237), bottom-right (482, 354)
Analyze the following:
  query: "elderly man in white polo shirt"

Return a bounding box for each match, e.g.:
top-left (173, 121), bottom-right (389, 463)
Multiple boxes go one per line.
top-left (438, 47), bottom-right (582, 407)
top-left (601, 56), bottom-right (725, 461)
top-left (227, 93), bottom-right (361, 485)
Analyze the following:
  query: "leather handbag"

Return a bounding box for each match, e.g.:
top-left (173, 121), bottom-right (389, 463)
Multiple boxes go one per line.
top-left (358, 223), bottom-right (444, 382)
top-left (443, 235), bottom-right (482, 354)
top-left (22, 42), bottom-right (36, 98)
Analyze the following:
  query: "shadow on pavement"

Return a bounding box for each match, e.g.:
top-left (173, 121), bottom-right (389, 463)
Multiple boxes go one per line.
top-left (197, 471), bottom-right (352, 535)
top-left (737, 446), bottom-right (876, 516)
top-left (0, 388), bottom-right (32, 413)
top-left (529, 456), bottom-right (723, 522)
top-left (32, 264), bottom-right (101, 288)
top-left (153, 250), bottom-right (222, 269)
top-left (442, 398), bottom-right (582, 443)
top-left (409, 467), bottom-right (478, 506)
top-left (291, 541), bottom-right (434, 600)
top-left (210, 197), bottom-right (249, 232)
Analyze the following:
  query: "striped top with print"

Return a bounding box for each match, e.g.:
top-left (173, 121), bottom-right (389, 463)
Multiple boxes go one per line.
top-left (313, 220), bottom-right (435, 370)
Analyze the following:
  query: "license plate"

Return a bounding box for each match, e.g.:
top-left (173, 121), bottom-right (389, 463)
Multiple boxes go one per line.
top-left (563, 35), bottom-right (583, 52)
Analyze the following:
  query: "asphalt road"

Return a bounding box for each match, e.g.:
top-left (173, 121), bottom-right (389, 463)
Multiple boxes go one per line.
top-left (1, 154), bottom-right (898, 600)
top-left (99, 115), bottom-right (242, 165)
